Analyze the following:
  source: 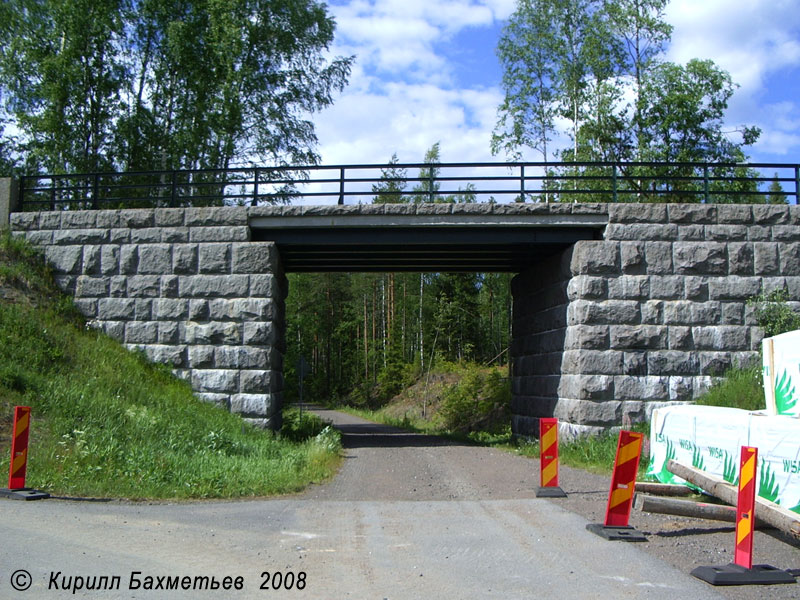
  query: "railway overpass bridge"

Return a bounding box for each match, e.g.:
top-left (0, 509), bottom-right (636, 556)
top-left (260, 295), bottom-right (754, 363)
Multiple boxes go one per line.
top-left (2, 164), bottom-right (799, 436)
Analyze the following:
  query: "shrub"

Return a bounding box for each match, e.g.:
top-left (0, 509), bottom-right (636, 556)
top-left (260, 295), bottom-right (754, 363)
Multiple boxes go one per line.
top-left (437, 365), bottom-right (510, 433)
top-left (748, 289), bottom-right (800, 338)
top-left (280, 407), bottom-right (330, 442)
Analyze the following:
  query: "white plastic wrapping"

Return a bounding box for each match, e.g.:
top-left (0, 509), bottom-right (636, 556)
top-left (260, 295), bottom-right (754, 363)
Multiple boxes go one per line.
top-left (762, 330), bottom-right (800, 417)
top-left (646, 404), bottom-right (800, 513)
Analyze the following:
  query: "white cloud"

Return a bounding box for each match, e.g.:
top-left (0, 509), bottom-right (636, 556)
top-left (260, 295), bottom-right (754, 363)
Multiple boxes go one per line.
top-left (664, 0), bottom-right (800, 157)
top-left (749, 101), bottom-right (800, 157)
top-left (331, 0), bottom-right (504, 79)
top-left (754, 129), bottom-right (800, 157)
top-left (315, 79), bottom-right (502, 164)
top-left (317, 0), bottom-right (515, 164)
top-left (665, 0), bottom-right (800, 94)
top-left (317, 0), bottom-right (800, 169)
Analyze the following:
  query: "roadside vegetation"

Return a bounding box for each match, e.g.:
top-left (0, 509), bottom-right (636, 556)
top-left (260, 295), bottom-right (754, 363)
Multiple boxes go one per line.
top-left (695, 289), bottom-right (800, 412)
top-left (0, 232), bottom-right (341, 499)
top-left (693, 365), bottom-right (764, 411)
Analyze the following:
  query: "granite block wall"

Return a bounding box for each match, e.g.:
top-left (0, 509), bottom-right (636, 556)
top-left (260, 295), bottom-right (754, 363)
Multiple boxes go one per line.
top-left (510, 203), bottom-right (800, 438)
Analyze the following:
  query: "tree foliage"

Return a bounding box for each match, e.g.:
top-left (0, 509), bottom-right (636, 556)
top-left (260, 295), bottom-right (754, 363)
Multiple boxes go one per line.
top-left (637, 59), bottom-right (757, 164)
top-left (493, 0), bottom-right (762, 202)
top-left (749, 289), bottom-right (800, 339)
top-left (0, 0), bottom-right (352, 175)
top-left (767, 173), bottom-right (788, 204)
top-left (0, 122), bottom-right (16, 176)
top-left (371, 153), bottom-right (408, 204)
top-left (493, 0), bottom-right (560, 162)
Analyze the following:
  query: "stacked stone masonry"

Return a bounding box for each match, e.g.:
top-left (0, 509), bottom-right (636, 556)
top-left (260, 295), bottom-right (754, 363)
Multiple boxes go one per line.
top-left (10, 207), bottom-right (287, 429)
top-left (8, 201), bottom-right (800, 437)
top-left (511, 203), bottom-right (800, 437)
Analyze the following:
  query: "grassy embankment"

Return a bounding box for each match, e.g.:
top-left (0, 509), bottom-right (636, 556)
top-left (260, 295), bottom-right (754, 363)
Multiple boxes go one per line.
top-left (0, 232), bottom-right (340, 499)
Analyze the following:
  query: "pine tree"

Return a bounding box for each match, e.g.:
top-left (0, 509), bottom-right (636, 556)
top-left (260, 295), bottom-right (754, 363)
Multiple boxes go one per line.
top-left (767, 173), bottom-right (788, 204)
top-left (372, 153), bottom-right (408, 203)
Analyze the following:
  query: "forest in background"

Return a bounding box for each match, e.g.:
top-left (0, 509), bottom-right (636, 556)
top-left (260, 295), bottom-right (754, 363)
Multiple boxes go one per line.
top-left (285, 269), bottom-right (513, 407)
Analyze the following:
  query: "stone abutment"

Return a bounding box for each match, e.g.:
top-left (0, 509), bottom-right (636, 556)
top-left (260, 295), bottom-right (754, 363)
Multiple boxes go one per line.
top-left (512, 203), bottom-right (800, 436)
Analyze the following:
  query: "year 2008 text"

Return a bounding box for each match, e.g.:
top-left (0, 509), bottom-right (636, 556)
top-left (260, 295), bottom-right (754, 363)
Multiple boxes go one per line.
top-left (260, 571), bottom-right (306, 591)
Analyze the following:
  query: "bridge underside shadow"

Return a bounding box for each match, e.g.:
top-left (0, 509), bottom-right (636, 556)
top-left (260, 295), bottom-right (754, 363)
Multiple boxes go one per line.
top-left (252, 224), bottom-right (599, 272)
top-left (253, 217), bottom-right (601, 438)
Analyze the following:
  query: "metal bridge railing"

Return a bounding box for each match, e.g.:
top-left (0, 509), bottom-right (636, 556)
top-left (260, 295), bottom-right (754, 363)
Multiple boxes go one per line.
top-left (17, 161), bottom-right (800, 210)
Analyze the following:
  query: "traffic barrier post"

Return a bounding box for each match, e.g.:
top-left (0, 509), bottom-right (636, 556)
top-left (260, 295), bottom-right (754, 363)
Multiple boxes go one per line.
top-left (586, 430), bottom-right (646, 541)
top-left (690, 446), bottom-right (795, 586)
top-left (536, 418), bottom-right (566, 498)
top-left (1, 406), bottom-right (49, 501)
top-left (8, 405), bottom-right (31, 489)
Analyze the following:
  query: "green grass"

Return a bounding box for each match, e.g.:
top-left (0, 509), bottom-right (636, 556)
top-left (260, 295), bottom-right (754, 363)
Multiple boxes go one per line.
top-left (0, 232), bottom-right (341, 499)
top-left (693, 364), bottom-right (765, 411)
top-left (499, 425), bottom-right (650, 477)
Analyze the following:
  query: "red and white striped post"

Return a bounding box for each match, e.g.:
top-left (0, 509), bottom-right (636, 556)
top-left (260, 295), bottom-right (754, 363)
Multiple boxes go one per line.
top-left (1, 406), bottom-right (49, 500)
top-left (7, 406), bottom-right (31, 490)
top-left (734, 446), bottom-right (757, 569)
top-left (603, 430), bottom-right (644, 528)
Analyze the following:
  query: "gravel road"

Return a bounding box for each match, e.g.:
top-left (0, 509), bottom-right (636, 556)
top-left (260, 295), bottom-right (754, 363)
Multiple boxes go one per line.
top-left (0, 407), bottom-right (796, 600)
top-left (302, 407), bottom-right (799, 600)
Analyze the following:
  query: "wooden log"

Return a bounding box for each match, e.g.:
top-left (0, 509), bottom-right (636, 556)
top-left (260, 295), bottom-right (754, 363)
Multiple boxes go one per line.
top-left (666, 459), bottom-right (800, 541)
top-left (634, 482), bottom-right (695, 497)
top-left (635, 494), bottom-right (736, 522)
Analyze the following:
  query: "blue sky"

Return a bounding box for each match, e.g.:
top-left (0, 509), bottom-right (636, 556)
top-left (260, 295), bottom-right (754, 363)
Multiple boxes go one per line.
top-left (314, 0), bottom-right (800, 168)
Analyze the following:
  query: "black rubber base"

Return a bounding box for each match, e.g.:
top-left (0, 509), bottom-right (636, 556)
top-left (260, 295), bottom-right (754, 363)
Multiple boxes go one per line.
top-left (691, 563), bottom-right (796, 586)
top-left (586, 523), bottom-right (647, 542)
top-left (0, 488), bottom-right (50, 501)
top-left (536, 486), bottom-right (567, 498)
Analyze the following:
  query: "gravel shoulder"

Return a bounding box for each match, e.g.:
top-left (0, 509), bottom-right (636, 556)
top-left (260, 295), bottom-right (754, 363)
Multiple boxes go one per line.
top-left (305, 406), bottom-right (800, 599)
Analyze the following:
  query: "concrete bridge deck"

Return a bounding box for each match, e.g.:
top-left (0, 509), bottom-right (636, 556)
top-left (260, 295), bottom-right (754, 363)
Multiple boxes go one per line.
top-left (249, 204), bottom-right (606, 271)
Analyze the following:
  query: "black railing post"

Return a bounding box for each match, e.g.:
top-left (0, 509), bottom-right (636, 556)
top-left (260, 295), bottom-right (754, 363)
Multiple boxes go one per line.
top-left (170, 171), bottom-right (177, 207)
top-left (338, 167), bottom-right (345, 205)
top-left (50, 177), bottom-right (56, 211)
top-left (252, 168), bottom-right (259, 207)
top-left (612, 163), bottom-right (618, 203)
top-left (92, 173), bottom-right (99, 210)
top-left (17, 176), bottom-right (24, 212)
top-left (703, 164), bottom-right (710, 203)
top-left (520, 164), bottom-right (525, 202)
top-left (795, 166), bottom-right (800, 204)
